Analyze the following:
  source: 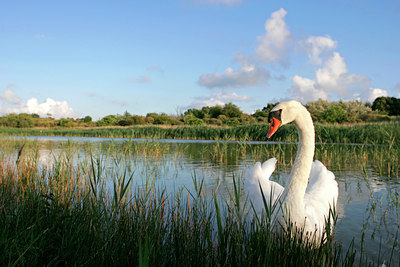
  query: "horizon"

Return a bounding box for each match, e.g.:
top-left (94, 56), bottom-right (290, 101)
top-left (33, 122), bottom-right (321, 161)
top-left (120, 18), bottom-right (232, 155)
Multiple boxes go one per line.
top-left (1, 1), bottom-right (399, 120)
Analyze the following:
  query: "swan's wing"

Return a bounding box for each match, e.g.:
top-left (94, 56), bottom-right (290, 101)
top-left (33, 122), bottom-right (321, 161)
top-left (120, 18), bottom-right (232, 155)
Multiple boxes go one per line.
top-left (304, 160), bottom-right (338, 232)
top-left (245, 158), bottom-right (283, 216)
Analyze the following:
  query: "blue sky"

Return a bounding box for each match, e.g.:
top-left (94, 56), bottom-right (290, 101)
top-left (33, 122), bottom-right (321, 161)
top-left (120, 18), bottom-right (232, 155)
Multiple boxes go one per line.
top-left (1, 0), bottom-right (399, 119)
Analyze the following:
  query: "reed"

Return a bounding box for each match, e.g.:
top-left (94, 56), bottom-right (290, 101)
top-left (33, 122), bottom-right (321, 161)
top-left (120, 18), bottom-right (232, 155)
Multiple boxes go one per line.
top-left (0, 139), bottom-right (364, 266)
top-left (0, 138), bottom-right (398, 265)
top-left (1, 121), bottom-right (399, 145)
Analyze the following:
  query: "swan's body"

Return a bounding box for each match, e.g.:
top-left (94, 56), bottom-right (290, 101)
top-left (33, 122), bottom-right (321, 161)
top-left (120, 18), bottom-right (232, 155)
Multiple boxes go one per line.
top-left (245, 100), bottom-right (338, 240)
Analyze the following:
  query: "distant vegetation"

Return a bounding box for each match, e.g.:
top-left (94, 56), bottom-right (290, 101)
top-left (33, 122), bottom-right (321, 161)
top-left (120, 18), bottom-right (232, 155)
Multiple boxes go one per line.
top-left (0, 97), bottom-right (399, 129)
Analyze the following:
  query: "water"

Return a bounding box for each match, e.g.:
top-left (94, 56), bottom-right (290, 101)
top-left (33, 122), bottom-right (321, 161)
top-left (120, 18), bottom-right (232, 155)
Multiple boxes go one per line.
top-left (5, 135), bottom-right (400, 264)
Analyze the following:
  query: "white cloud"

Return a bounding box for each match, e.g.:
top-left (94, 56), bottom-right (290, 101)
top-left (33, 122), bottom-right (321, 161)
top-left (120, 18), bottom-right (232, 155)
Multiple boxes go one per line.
top-left (315, 52), bottom-right (348, 92)
top-left (303, 35), bottom-right (337, 65)
top-left (364, 88), bottom-right (388, 103)
top-left (0, 90), bottom-right (22, 105)
top-left (290, 75), bottom-right (328, 102)
top-left (188, 92), bottom-right (251, 109)
top-left (198, 56), bottom-right (270, 88)
top-left (189, 98), bottom-right (225, 109)
top-left (5, 97), bottom-right (76, 119)
top-left (256, 8), bottom-right (291, 65)
top-left (197, 8), bottom-right (388, 105)
top-left (289, 52), bottom-right (375, 102)
top-left (198, 8), bottom-right (292, 89)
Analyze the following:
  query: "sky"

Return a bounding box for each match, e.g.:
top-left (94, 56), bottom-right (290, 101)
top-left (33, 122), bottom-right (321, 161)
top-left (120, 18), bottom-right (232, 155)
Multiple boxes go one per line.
top-left (1, 0), bottom-right (399, 120)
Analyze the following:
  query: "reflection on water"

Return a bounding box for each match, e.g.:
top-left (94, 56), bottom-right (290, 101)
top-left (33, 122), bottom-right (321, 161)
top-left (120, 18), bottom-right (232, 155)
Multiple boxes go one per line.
top-left (4, 135), bottom-right (400, 264)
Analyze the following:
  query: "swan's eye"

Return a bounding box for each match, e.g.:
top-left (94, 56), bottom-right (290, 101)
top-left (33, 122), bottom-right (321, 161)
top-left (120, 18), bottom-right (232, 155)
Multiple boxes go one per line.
top-left (268, 109), bottom-right (282, 123)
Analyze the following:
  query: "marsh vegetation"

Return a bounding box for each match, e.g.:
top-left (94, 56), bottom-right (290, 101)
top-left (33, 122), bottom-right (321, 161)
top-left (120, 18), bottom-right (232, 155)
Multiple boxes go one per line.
top-left (0, 136), bottom-right (399, 265)
top-left (0, 97), bottom-right (399, 129)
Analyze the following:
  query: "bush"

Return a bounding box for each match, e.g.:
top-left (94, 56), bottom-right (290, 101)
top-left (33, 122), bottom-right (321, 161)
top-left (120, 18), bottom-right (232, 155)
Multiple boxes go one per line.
top-left (0, 113), bottom-right (35, 128)
top-left (81, 116), bottom-right (92, 123)
top-left (153, 113), bottom-right (177, 125)
top-left (372, 96), bottom-right (400, 116)
top-left (226, 117), bottom-right (240, 126)
top-left (222, 102), bottom-right (242, 118)
top-left (320, 105), bottom-right (347, 123)
top-left (184, 114), bottom-right (204, 125)
top-left (204, 118), bottom-right (223, 126)
top-left (133, 115), bottom-right (146, 125)
top-left (240, 114), bottom-right (257, 125)
top-left (217, 115), bottom-right (228, 124)
top-left (59, 118), bottom-right (76, 128)
top-left (96, 115), bottom-right (117, 126)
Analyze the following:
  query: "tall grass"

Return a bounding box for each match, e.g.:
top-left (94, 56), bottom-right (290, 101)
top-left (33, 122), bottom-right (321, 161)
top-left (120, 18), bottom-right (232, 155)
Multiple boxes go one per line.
top-left (1, 138), bottom-right (398, 265)
top-left (0, 139), bottom-right (371, 266)
top-left (1, 121), bottom-right (399, 145)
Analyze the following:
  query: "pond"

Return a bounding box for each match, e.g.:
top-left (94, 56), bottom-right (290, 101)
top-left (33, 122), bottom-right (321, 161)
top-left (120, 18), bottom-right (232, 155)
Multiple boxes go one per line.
top-left (3, 135), bottom-right (400, 264)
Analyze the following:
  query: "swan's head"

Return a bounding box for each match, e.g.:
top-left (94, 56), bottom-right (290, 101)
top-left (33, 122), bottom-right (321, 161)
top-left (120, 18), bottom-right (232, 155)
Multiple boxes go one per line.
top-left (267, 100), bottom-right (306, 138)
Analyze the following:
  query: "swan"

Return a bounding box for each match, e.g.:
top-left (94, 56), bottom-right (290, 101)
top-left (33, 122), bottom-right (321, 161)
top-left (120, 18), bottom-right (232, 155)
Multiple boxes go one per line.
top-left (245, 100), bottom-right (338, 240)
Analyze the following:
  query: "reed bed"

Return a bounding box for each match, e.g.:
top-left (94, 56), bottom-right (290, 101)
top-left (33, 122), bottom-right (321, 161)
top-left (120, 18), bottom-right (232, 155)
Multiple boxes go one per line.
top-left (1, 138), bottom-right (398, 265)
top-left (1, 121), bottom-right (399, 145)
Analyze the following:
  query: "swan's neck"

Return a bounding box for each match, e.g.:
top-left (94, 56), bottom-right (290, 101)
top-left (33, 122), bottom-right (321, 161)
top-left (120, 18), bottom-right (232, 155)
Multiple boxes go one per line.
top-left (281, 109), bottom-right (315, 224)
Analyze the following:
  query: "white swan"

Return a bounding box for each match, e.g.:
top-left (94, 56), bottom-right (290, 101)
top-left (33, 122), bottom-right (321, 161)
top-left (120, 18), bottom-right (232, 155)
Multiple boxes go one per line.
top-left (245, 100), bottom-right (338, 240)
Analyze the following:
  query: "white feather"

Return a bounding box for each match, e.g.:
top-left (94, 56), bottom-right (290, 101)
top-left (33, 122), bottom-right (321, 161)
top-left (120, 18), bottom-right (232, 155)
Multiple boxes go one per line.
top-left (244, 100), bottom-right (339, 242)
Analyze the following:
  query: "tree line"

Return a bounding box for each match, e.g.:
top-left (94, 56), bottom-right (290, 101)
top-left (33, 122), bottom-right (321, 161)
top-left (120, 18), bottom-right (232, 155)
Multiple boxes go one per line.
top-left (0, 96), bottom-right (398, 128)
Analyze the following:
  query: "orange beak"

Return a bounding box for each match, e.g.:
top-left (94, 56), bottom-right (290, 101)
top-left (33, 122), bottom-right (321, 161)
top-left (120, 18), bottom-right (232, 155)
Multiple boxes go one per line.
top-left (267, 117), bottom-right (282, 139)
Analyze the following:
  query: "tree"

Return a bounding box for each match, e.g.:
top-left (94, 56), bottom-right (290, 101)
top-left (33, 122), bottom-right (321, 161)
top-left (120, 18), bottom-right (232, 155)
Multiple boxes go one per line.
top-left (222, 103), bottom-right (242, 118)
top-left (184, 109), bottom-right (205, 119)
top-left (240, 114), bottom-right (257, 125)
top-left (153, 113), bottom-right (177, 125)
top-left (59, 118), bottom-right (76, 127)
top-left (340, 100), bottom-right (371, 122)
top-left (372, 97), bottom-right (391, 114)
top-left (372, 96), bottom-right (400, 116)
top-left (146, 113), bottom-right (158, 120)
top-left (201, 106), bottom-right (211, 117)
top-left (132, 115), bottom-right (146, 125)
top-left (320, 105), bottom-right (347, 123)
top-left (262, 102), bottom-right (280, 114)
top-left (16, 114), bottom-right (35, 128)
top-left (183, 113), bottom-right (204, 125)
top-left (226, 117), bottom-right (240, 126)
top-left (209, 105), bottom-right (223, 118)
top-left (306, 99), bottom-right (331, 122)
top-left (97, 115), bottom-right (117, 126)
top-left (252, 109), bottom-right (269, 122)
top-left (82, 116), bottom-right (92, 123)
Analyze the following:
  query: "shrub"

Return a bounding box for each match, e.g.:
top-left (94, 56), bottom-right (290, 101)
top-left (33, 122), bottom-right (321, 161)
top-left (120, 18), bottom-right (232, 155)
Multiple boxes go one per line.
top-left (240, 114), bottom-right (257, 125)
top-left (222, 102), bottom-right (242, 118)
top-left (81, 116), bottom-right (92, 123)
top-left (320, 105), bottom-right (347, 123)
top-left (58, 118), bottom-right (76, 127)
top-left (204, 118), bottom-right (223, 126)
top-left (97, 115), bottom-right (117, 126)
top-left (133, 115), bottom-right (146, 125)
top-left (226, 117), bottom-right (240, 126)
top-left (153, 113), bottom-right (177, 125)
top-left (184, 114), bottom-right (204, 125)
top-left (372, 96), bottom-right (400, 116)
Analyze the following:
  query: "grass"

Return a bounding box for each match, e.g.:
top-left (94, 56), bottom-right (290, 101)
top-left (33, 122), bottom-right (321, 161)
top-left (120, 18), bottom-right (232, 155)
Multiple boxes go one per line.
top-left (0, 121), bottom-right (399, 145)
top-left (0, 138), bottom-right (398, 265)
